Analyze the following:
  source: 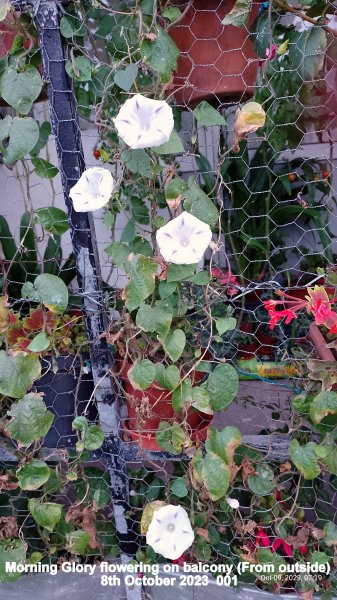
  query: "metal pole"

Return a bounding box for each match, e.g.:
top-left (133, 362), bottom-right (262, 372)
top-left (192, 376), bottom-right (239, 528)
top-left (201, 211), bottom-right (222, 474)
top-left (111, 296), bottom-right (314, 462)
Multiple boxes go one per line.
top-left (13, 0), bottom-right (141, 571)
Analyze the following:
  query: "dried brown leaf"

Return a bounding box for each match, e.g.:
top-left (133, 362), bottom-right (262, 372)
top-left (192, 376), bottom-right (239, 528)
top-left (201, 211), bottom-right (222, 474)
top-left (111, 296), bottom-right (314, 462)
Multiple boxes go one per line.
top-left (0, 517), bottom-right (18, 540)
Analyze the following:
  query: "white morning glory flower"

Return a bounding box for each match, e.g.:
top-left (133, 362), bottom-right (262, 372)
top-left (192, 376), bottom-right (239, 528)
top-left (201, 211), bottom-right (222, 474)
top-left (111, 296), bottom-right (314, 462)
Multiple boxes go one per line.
top-left (281, 14), bottom-right (317, 32)
top-left (226, 497), bottom-right (240, 509)
top-left (156, 212), bottom-right (212, 265)
top-left (69, 167), bottom-right (117, 212)
top-left (113, 94), bottom-right (174, 149)
top-left (146, 504), bottom-right (194, 560)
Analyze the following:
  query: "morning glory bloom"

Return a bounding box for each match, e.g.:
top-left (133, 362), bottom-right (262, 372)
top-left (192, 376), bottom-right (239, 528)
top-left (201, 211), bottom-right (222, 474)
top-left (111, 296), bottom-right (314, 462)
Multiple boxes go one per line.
top-left (156, 212), bottom-right (212, 264)
top-left (146, 504), bottom-right (194, 560)
top-left (69, 167), bottom-right (116, 212)
top-left (113, 94), bottom-right (174, 149)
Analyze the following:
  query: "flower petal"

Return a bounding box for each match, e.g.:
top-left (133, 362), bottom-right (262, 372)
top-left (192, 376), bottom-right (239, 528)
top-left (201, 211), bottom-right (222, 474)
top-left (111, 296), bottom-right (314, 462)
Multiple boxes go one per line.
top-left (146, 504), bottom-right (194, 560)
top-left (156, 212), bottom-right (212, 265)
top-left (69, 167), bottom-right (116, 212)
top-left (113, 94), bottom-right (174, 149)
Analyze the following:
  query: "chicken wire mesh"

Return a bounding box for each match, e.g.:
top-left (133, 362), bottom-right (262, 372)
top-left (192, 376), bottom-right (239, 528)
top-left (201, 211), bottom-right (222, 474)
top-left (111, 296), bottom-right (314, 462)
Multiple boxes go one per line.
top-left (0, 0), bottom-right (336, 598)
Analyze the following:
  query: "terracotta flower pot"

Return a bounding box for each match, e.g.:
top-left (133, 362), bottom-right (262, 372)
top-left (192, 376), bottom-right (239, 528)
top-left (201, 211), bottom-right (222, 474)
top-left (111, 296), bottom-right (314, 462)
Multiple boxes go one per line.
top-left (256, 330), bottom-right (277, 358)
top-left (117, 359), bottom-right (206, 431)
top-left (0, 13), bottom-right (33, 57)
top-left (236, 321), bottom-right (259, 359)
top-left (0, 13), bottom-right (46, 107)
top-left (122, 411), bottom-right (212, 451)
top-left (166, 0), bottom-right (259, 106)
top-left (309, 322), bottom-right (335, 362)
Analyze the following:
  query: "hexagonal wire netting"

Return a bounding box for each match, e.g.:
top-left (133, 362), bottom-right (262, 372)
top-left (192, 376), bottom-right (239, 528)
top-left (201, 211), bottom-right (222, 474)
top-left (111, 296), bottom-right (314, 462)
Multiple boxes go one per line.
top-left (0, 0), bottom-right (337, 598)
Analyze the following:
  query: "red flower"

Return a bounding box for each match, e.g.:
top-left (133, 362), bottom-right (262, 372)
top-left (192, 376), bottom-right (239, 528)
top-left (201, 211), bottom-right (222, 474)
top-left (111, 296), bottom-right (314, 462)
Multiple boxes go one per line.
top-left (256, 527), bottom-right (271, 548)
top-left (264, 286), bottom-right (337, 332)
top-left (299, 545), bottom-right (307, 554)
top-left (173, 553), bottom-right (185, 567)
top-left (255, 527), bottom-right (294, 558)
top-left (272, 538), bottom-right (293, 557)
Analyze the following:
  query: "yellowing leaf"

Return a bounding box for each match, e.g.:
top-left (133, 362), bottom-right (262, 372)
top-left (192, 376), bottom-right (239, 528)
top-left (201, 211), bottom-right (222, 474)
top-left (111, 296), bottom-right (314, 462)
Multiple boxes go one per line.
top-left (233, 102), bottom-right (266, 152)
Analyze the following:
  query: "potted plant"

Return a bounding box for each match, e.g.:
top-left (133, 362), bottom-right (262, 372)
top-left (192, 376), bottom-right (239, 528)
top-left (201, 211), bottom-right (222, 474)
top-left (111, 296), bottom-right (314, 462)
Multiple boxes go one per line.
top-left (84, 86), bottom-right (263, 451)
top-left (0, 275), bottom-right (97, 448)
top-left (162, 0), bottom-right (259, 106)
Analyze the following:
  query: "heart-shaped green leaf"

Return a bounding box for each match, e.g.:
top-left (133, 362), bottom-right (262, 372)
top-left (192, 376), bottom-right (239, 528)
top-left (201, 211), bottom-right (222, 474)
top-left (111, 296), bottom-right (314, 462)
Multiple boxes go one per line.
top-left (17, 460), bottom-right (50, 491)
top-left (160, 329), bottom-right (186, 362)
top-left (0, 66), bottom-right (42, 114)
top-left (114, 64), bottom-right (138, 91)
top-left (0, 116), bottom-right (39, 164)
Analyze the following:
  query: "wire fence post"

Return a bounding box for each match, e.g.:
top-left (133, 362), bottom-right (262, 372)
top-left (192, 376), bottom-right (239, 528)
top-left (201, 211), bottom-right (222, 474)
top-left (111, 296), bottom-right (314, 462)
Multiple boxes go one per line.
top-left (12, 0), bottom-right (142, 568)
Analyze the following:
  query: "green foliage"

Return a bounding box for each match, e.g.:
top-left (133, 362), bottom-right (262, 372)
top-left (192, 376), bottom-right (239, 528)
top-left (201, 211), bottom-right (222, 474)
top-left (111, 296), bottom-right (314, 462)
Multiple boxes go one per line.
top-left (205, 426), bottom-right (242, 464)
top-left (128, 359), bottom-right (156, 390)
top-left (288, 27), bottom-right (327, 82)
top-left (172, 379), bottom-right (192, 412)
top-left (121, 149), bottom-right (153, 177)
top-left (206, 364), bottom-right (239, 411)
top-left (183, 177), bottom-right (218, 225)
top-left (159, 329), bottom-right (186, 361)
top-left (124, 255), bottom-right (157, 311)
top-left (202, 452), bottom-right (230, 501)
top-left (17, 460), bottom-right (50, 491)
top-left (66, 530), bottom-right (90, 555)
top-left (34, 207), bottom-right (68, 235)
top-left (309, 391), bottom-right (337, 424)
top-left (27, 332), bottom-right (50, 352)
top-left (170, 477), bottom-right (188, 498)
top-left (72, 417), bottom-right (105, 452)
top-left (247, 464), bottom-right (275, 496)
top-left (31, 158), bottom-right (59, 179)
top-left (221, 0), bottom-right (252, 27)
top-left (191, 387), bottom-right (213, 415)
top-left (0, 212), bottom-right (75, 299)
top-left (6, 393), bottom-right (54, 445)
top-left (22, 273), bottom-right (69, 313)
top-left (0, 115), bottom-right (39, 164)
top-left (289, 440), bottom-right (322, 479)
top-left (140, 27), bottom-right (180, 82)
top-left (28, 499), bottom-right (62, 532)
top-left (193, 101), bottom-right (227, 126)
top-left (66, 55), bottom-right (92, 81)
top-left (114, 64), bottom-right (138, 92)
top-left (0, 540), bottom-right (26, 582)
top-left (0, 352), bottom-right (41, 398)
top-left (324, 521), bottom-right (337, 547)
top-left (155, 421), bottom-right (187, 454)
top-left (75, 468), bottom-right (111, 508)
top-left (0, 66), bottom-right (42, 114)
top-left (155, 364), bottom-right (180, 390)
top-left (153, 130), bottom-right (184, 154)
top-left (136, 303), bottom-right (172, 337)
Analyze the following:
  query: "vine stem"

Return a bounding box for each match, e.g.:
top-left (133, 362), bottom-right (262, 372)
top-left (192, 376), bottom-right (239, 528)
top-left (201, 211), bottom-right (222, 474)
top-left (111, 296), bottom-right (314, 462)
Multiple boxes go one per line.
top-left (274, 0), bottom-right (337, 36)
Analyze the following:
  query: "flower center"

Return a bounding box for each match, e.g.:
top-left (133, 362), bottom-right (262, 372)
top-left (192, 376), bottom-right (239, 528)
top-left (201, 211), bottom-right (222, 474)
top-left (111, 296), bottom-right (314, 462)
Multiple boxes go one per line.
top-left (166, 523), bottom-right (175, 533)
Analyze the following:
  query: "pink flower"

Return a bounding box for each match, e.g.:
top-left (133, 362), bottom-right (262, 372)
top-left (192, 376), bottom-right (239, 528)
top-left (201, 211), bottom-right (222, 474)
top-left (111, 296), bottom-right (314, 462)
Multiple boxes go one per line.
top-left (259, 43), bottom-right (279, 66)
top-left (266, 44), bottom-right (278, 60)
top-left (211, 268), bottom-right (240, 296)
